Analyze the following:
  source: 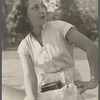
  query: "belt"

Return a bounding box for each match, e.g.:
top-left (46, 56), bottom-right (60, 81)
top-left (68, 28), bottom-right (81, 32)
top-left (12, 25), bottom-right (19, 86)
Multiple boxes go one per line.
top-left (41, 81), bottom-right (64, 92)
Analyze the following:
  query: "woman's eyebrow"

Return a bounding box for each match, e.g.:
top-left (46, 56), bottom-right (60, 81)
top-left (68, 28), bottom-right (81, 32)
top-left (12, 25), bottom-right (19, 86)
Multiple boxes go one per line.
top-left (30, 3), bottom-right (38, 8)
top-left (30, 2), bottom-right (44, 8)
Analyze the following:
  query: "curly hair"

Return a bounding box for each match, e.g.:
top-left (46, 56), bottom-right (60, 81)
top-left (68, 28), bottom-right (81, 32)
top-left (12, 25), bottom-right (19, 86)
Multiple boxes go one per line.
top-left (6, 0), bottom-right (30, 35)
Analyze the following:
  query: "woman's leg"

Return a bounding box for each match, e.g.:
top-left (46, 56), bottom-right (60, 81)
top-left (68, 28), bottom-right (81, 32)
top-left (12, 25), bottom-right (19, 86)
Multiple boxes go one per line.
top-left (2, 85), bottom-right (26, 100)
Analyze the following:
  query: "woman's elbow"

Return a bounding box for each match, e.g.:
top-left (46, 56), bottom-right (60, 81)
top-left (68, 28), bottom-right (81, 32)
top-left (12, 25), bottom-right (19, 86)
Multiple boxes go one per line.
top-left (86, 44), bottom-right (98, 56)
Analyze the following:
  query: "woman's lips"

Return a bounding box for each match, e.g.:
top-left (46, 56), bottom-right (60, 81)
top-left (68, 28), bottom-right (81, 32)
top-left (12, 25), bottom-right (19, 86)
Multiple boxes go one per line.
top-left (40, 15), bottom-right (46, 19)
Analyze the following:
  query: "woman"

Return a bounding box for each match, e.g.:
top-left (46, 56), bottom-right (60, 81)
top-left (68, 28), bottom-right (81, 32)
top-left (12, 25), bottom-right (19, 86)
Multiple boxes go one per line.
top-left (3, 0), bottom-right (98, 100)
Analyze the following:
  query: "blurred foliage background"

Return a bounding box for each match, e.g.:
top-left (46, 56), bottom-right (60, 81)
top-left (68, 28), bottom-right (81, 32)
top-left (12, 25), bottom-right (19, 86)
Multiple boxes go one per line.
top-left (2, 0), bottom-right (98, 50)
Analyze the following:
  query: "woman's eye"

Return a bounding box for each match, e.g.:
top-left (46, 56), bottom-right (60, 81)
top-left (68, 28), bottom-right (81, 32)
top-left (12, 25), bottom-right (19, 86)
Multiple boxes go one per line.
top-left (33, 6), bottom-right (39, 10)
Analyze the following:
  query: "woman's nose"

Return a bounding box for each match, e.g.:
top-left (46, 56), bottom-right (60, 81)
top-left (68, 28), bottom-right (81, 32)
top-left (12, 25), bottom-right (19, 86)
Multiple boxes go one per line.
top-left (39, 7), bottom-right (46, 14)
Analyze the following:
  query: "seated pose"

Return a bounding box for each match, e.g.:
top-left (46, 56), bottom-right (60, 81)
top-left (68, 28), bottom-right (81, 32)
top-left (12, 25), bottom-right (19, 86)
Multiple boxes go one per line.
top-left (3, 0), bottom-right (98, 100)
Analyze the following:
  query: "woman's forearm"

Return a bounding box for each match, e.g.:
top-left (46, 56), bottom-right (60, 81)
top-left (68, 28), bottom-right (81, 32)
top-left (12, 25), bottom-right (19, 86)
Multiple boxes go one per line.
top-left (24, 75), bottom-right (38, 100)
top-left (87, 45), bottom-right (98, 82)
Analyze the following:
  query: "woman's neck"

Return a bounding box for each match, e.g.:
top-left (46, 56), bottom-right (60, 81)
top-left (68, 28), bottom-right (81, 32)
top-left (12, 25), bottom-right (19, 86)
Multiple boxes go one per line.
top-left (31, 25), bottom-right (44, 47)
top-left (31, 25), bottom-right (43, 38)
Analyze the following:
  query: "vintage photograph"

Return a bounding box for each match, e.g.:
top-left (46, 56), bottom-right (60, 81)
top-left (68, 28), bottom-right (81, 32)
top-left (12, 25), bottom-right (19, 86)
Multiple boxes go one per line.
top-left (2, 0), bottom-right (98, 100)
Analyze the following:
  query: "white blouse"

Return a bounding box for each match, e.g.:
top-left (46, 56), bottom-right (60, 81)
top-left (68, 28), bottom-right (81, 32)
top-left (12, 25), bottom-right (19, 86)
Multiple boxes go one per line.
top-left (18, 21), bottom-right (85, 100)
top-left (17, 20), bottom-right (76, 73)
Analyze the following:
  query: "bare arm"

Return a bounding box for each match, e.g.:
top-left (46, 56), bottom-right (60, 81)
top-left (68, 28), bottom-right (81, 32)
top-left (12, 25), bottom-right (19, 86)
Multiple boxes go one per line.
top-left (66, 28), bottom-right (98, 92)
top-left (19, 54), bottom-right (37, 100)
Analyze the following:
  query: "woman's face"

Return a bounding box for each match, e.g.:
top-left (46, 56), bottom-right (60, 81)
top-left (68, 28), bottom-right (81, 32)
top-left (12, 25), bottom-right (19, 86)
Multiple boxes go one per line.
top-left (27, 0), bottom-right (47, 27)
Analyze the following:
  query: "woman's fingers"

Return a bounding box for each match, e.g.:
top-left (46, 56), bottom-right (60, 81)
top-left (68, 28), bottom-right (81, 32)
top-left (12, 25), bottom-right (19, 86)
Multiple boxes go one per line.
top-left (74, 80), bottom-right (80, 85)
top-left (74, 81), bottom-right (87, 94)
top-left (79, 86), bottom-right (87, 94)
top-left (74, 81), bottom-right (84, 88)
top-left (74, 80), bottom-right (98, 94)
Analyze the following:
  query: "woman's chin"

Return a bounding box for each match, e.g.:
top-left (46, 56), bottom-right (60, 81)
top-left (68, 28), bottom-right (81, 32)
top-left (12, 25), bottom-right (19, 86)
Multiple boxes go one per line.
top-left (39, 20), bottom-right (47, 25)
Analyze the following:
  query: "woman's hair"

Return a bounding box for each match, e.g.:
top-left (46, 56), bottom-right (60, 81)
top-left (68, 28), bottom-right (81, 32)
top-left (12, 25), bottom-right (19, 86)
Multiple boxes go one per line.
top-left (6, 0), bottom-right (30, 35)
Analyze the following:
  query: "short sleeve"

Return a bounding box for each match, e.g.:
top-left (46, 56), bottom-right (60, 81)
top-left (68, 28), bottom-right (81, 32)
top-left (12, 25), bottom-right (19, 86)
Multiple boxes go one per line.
top-left (17, 39), bottom-right (30, 55)
top-left (56, 21), bottom-right (76, 38)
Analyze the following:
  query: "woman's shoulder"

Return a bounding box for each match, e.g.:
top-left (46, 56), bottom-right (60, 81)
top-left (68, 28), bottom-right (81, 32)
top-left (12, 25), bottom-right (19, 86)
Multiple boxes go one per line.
top-left (22, 33), bottom-right (32, 43)
top-left (44, 20), bottom-right (72, 29)
top-left (17, 34), bottom-right (31, 55)
top-left (47, 20), bottom-right (70, 24)
top-left (18, 34), bottom-right (31, 48)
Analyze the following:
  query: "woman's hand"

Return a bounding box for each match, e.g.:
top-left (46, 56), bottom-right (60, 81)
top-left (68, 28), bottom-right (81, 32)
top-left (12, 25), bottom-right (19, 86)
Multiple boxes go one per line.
top-left (74, 80), bottom-right (98, 94)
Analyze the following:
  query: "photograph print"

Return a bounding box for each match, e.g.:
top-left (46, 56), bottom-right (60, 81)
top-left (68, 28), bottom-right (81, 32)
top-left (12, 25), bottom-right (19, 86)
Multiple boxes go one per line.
top-left (2, 0), bottom-right (98, 100)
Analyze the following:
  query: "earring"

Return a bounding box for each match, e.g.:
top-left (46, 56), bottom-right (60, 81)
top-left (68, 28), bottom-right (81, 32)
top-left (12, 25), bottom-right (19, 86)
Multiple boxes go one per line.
top-left (26, 19), bottom-right (29, 23)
